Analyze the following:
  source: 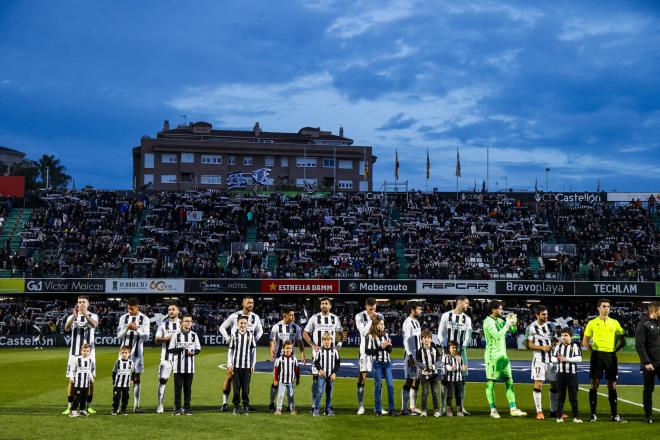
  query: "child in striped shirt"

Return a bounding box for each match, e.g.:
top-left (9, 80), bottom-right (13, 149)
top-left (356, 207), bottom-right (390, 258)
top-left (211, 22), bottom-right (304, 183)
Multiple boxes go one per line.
top-left (312, 332), bottom-right (340, 417)
top-left (69, 343), bottom-right (95, 417)
top-left (228, 315), bottom-right (256, 416)
top-left (442, 340), bottom-right (467, 417)
top-left (273, 340), bottom-right (300, 415)
top-left (111, 346), bottom-right (134, 415)
top-left (551, 328), bottom-right (583, 423)
top-left (416, 329), bottom-right (441, 417)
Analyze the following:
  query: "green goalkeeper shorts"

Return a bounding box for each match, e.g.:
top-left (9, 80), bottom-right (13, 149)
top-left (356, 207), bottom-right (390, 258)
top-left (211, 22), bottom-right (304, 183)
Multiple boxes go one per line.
top-left (485, 356), bottom-right (512, 380)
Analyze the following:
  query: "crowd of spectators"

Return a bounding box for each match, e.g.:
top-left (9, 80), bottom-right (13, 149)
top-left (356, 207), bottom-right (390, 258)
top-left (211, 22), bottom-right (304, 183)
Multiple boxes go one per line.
top-left (0, 189), bottom-right (657, 281)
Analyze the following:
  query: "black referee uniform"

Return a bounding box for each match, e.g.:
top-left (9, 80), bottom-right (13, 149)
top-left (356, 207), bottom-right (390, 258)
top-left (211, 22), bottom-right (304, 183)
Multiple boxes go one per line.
top-left (635, 311), bottom-right (660, 420)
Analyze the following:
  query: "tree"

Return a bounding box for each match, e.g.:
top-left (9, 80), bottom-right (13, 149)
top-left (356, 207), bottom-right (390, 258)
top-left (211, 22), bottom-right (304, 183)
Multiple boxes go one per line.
top-left (36, 154), bottom-right (71, 189)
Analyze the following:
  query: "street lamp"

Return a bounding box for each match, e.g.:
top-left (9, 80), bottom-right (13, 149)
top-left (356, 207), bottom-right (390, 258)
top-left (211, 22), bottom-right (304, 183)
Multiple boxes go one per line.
top-left (545, 168), bottom-right (550, 192)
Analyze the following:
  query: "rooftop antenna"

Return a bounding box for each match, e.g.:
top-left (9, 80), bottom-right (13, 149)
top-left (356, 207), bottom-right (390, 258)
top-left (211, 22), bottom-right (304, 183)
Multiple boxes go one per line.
top-left (180, 114), bottom-right (188, 126)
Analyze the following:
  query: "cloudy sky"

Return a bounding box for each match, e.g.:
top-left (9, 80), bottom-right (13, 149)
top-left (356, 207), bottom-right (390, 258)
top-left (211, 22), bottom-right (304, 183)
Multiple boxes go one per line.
top-left (1, 0), bottom-right (659, 191)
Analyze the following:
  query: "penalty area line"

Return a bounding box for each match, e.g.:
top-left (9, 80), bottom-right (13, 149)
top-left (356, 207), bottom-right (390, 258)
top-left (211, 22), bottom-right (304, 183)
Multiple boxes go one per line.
top-left (578, 386), bottom-right (659, 413)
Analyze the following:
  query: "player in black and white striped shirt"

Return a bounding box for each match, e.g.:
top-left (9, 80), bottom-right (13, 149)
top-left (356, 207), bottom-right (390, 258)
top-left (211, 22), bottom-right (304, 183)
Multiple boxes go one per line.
top-left (402, 301), bottom-right (423, 415)
top-left (228, 315), bottom-right (257, 415)
top-left (525, 305), bottom-right (558, 419)
top-left (269, 307), bottom-right (305, 412)
top-left (355, 297), bottom-right (383, 415)
top-left (365, 316), bottom-right (397, 417)
top-left (116, 297), bottom-right (151, 413)
top-left (273, 340), bottom-right (301, 415)
top-left (69, 343), bottom-right (95, 417)
top-left (63, 295), bottom-right (98, 415)
top-left (304, 297), bottom-right (343, 412)
top-left (155, 303), bottom-right (180, 413)
top-left (219, 296), bottom-right (263, 412)
top-left (551, 328), bottom-right (583, 423)
top-left (312, 332), bottom-right (340, 417)
top-left (167, 314), bottom-right (201, 415)
top-left (111, 346), bottom-right (134, 415)
top-left (438, 296), bottom-right (472, 415)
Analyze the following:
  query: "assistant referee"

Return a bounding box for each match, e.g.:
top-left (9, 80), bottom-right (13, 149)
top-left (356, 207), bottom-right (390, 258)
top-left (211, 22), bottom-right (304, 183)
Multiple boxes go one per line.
top-left (582, 298), bottom-right (626, 423)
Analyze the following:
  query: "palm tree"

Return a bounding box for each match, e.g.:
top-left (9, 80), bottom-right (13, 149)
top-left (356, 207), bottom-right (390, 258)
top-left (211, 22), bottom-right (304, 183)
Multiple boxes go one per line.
top-left (36, 154), bottom-right (71, 189)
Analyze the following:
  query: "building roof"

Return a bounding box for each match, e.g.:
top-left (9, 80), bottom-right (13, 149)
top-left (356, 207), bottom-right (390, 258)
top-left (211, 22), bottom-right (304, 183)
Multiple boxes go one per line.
top-left (156, 122), bottom-right (354, 145)
top-left (0, 146), bottom-right (26, 157)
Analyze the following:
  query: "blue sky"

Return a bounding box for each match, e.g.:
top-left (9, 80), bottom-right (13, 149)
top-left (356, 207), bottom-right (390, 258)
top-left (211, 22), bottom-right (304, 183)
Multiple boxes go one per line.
top-left (1, 0), bottom-right (659, 191)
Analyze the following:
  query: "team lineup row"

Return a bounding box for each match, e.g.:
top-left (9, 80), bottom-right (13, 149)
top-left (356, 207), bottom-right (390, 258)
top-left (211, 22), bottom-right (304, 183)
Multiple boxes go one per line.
top-left (62, 295), bottom-right (660, 424)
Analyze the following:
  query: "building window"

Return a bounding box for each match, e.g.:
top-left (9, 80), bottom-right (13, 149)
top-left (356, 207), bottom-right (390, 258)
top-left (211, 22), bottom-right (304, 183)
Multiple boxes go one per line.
top-left (161, 153), bottom-right (177, 164)
top-left (281, 157), bottom-right (289, 167)
top-left (264, 156), bottom-right (275, 167)
top-left (201, 154), bottom-right (221, 164)
top-left (201, 175), bottom-right (222, 185)
top-left (323, 158), bottom-right (335, 168)
top-left (338, 180), bottom-right (353, 189)
top-left (339, 159), bottom-right (353, 169)
top-left (161, 174), bottom-right (176, 184)
top-left (296, 157), bottom-right (317, 168)
top-left (181, 152), bottom-right (194, 163)
top-left (243, 156), bottom-right (253, 166)
top-left (359, 160), bottom-right (365, 175)
top-left (228, 155), bottom-right (236, 165)
top-left (143, 174), bottom-right (154, 185)
top-left (296, 178), bottom-right (318, 188)
top-left (144, 153), bottom-right (154, 169)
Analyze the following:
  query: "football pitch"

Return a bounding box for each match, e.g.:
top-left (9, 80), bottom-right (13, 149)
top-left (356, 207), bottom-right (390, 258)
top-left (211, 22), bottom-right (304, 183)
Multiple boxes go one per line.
top-left (1, 347), bottom-right (656, 439)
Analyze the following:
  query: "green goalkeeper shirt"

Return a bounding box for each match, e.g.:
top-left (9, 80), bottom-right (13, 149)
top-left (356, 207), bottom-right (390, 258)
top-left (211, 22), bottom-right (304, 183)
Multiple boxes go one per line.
top-left (483, 315), bottom-right (516, 360)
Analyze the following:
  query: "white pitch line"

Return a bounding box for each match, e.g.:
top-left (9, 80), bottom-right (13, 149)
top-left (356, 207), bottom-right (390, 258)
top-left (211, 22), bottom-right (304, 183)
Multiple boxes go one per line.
top-left (578, 386), bottom-right (660, 413)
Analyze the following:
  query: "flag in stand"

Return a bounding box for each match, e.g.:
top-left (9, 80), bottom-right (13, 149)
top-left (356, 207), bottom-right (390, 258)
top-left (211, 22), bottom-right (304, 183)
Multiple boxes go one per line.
top-left (455, 148), bottom-right (461, 177)
top-left (426, 148), bottom-right (430, 180)
top-left (395, 149), bottom-right (399, 179)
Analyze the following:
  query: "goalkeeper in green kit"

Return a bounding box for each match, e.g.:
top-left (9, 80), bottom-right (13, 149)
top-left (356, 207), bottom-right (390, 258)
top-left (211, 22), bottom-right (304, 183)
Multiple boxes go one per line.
top-left (483, 300), bottom-right (527, 419)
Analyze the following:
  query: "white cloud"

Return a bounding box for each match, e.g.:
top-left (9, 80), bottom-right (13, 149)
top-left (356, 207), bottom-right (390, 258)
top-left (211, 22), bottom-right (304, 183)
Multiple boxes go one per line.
top-left (326, 0), bottom-right (418, 39)
top-left (559, 15), bottom-right (648, 41)
top-left (619, 145), bottom-right (648, 153)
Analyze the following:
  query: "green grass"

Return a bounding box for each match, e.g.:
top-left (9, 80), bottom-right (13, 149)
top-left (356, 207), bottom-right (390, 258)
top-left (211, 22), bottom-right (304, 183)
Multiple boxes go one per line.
top-left (0, 347), bottom-right (655, 440)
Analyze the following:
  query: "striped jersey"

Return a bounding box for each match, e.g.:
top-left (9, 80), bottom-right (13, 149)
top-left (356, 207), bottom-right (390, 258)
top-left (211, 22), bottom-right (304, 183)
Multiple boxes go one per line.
top-left (228, 329), bottom-right (256, 369)
top-left (112, 358), bottom-right (134, 387)
top-left (117, 312), bottom-right (150, 359)
top-left (416, 345), bottom-right (441, 376)
top-left (366, 333), bottom-right (392, 363)
top-left (71, 356), bottom-right (95, 388)
top-left (355, 311), bottom-right (384, 355)
top-left (269, 320), bottom-right (302, 358)
top-left (313, 347), bottom-right (340, 376)
top-left (402, 316), bottom-right (421, 358)
top-left (66, 313), bottom-right (99, 356)
top-left (304, 313), bottom-right (342, 347)
top-left (156, 318), bottom-right (180, 362)
top-left (442, 353), bottom-right (464, 382)
top-left (273, 354), bottom-right (300, 384)
top-left (551, 342), bottom-right (582, 374)
top-left (220, 311), bottom-right (263, 343)
top-left (169, 330), bottom-right (201, 374)
top-left (526, 321), bottom-right (556, 363)
top-left (438, 311), bottom-right (472, 350)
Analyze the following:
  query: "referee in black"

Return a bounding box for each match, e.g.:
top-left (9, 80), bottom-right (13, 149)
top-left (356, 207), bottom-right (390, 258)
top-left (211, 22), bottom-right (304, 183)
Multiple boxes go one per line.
top-left (635, 301), bottom-right (660, 424)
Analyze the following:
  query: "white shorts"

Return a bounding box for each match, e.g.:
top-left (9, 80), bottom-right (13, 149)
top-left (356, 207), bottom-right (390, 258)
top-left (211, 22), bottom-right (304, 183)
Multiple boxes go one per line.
top-left (159, 360), bottom-right (173, 381)
top-left (531, 359), bottom-right (556, 382)
top-left (359, 353), bottom-right (373, 373)
top-left (65, 351), bottom-right (96, 378)
top-left (404, 357), bottom-right (419, 380)
top-left (131, 355), bottom-right (145, 374)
